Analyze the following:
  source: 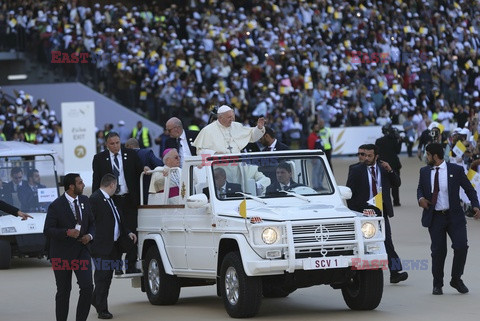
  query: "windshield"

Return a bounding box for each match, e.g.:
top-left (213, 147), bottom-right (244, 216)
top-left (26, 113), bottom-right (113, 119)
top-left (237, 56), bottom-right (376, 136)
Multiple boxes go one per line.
top-left (208, 155), bottom-right (334, 200)
top-left (0, 155), bottom-right (59, 214)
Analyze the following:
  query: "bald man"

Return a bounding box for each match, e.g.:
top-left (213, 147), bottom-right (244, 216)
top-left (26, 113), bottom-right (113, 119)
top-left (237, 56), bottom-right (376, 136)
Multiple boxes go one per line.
top-left (162, 117), bottom-right (198, 166)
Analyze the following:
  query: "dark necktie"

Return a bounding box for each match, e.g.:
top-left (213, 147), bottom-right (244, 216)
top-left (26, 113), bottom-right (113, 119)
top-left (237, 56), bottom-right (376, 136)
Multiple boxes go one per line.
top-left (113, 153), bottom-right (120, 194)
top-left (431, 167), bottom-right (440, 206)
top-left (73, 199), bottom-right (82, 225)
top-left (370, 166), bottom-right (377, 196)
top-left (107, 198), bottom-right (121, 224)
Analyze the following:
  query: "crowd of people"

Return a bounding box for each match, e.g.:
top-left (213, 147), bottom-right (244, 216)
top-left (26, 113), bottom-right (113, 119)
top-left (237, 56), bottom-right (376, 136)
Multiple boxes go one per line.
top-left (2, 0), bottom-right (480, 148)
top-left (0, 88), bottom-right (62, 143)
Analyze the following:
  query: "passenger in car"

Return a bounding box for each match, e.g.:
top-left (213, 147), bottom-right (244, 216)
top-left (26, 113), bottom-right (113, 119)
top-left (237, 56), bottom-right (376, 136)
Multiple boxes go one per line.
top-left (203, 168), bottom-right (242, 200)
top-left (266, 162), bottom-right (303, 194)
top-left (18, 169), bottom-right (48, 212)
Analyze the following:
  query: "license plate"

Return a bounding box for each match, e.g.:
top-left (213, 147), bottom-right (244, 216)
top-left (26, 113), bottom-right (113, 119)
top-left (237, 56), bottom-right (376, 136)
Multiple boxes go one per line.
top-left (303, 257), bottom-right (348, 270)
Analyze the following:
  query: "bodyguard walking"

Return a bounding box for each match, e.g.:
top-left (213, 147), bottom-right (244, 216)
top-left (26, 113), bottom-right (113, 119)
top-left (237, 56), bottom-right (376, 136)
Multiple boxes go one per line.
top-left (417, 143), bottom-right (480, 295)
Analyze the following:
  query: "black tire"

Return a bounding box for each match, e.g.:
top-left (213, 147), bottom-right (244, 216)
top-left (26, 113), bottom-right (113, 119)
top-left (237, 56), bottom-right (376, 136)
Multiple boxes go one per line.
top-left (262, 280), bottom-right (294, 298)
top-left (341, 269), bottom-right (383, 310)
top-left (144, 246), bottom-right (180, 305)
top-left (220, 251), bottom-right (262, 318)
top-left (0, 239), bottom-right (11, 269)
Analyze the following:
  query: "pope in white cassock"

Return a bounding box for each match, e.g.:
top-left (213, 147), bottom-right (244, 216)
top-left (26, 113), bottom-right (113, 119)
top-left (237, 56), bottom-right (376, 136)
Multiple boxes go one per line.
top-left (193, 105), bottom-right (266, 155)
top-left (193, 105), bottom-right (270, 196)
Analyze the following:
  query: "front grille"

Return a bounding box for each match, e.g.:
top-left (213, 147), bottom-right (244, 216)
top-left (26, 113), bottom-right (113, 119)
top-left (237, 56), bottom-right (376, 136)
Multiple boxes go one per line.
top-left (292, 222), bottom-right (356, 259)
top-left (292, 222), bottom-right (356, 244)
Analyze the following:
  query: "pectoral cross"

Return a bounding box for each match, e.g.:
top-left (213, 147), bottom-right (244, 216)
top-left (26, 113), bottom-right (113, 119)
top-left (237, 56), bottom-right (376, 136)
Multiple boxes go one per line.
top-left (227, 144), bottom-right (233, 153)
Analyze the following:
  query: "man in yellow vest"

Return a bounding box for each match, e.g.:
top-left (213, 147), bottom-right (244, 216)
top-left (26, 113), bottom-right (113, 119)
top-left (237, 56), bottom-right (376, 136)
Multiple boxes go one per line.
top-left (131, 121), bottom-right (152, 149)
top-left (318, 118), bottom-right (333, 167)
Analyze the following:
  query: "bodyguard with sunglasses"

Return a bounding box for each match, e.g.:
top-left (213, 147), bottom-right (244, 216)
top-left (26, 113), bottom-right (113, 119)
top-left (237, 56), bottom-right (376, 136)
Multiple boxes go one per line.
top-left (347, 144), bottom-right (408, 284)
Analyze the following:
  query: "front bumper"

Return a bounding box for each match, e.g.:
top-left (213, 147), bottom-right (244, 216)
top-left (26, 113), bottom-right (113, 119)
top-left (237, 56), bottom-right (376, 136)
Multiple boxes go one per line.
top-left (244, 253), bottom-right (388, 276)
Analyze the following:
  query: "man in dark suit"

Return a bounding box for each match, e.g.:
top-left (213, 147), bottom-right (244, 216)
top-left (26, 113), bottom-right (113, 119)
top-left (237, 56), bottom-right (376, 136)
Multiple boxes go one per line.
top-left (92, 132), bottom-right (143, 273)
top-left (376, 125), bottom-right (403, 206)
top-left (258, 126), bottom-right (290, 151)
top-left (125, 138), bottom-right (163, 204)
top-left (266, 162), bottom-right (303, 194)
top-left (161, 117), bottom-right (198, 166)
top-left (346, 144), bottom-right (408, 284)
top-left (18, 169), bottom-right (47, 212)
top-left (2, 166), bottom-right (27, 208)
top-left (203, 168), bottom-right (242, 199)
top-left (90, 174), bottom-right (137, 319)
top-left (43, 173), bottom-right (95, 321)
top-left (417, 143), bottom-right (480, 295)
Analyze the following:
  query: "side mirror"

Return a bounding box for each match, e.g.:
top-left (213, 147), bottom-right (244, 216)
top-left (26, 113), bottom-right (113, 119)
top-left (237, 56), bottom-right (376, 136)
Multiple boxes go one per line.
top-left (186, 194), bottom-right (208, 208)
top-left (338, 186), bottom-right (352, 200)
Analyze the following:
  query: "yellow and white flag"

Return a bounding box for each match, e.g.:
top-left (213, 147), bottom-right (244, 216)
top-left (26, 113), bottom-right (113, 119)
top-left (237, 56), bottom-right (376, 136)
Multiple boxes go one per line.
top-left (452, 141), bottom-right (466, 157)
top-left (238, 199), bottom-right (247, 218)
top-left (367, 190), bottom-right (383, 212)
top-left (467, 169), bottom-right (480, 188)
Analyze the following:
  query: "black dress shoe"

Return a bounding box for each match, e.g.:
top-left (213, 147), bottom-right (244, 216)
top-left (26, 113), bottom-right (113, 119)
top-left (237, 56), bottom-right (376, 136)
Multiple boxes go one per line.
top-left (450, 279), bottom-right (469, 294)
top-left (98, 311), bottom-right (113, 319)
top-left (432, 286), bottom-right (443, 295)
top-left (126, 268), bottom-right (141, 274)
top-left (114, 270), bottom-right (124, 276)
top-left (390, 272), bottom-right (408, 284)
top-left (393, 203), bottom-right (401, 207)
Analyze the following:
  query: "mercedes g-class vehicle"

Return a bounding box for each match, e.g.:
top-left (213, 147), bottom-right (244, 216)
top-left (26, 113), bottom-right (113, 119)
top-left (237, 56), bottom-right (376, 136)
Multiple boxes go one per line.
top-left (134, 150), bottom-right (387, 318)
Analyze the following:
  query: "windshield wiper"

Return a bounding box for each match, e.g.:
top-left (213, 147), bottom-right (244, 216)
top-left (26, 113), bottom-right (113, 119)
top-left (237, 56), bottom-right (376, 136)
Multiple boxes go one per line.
top-left (235, 192), bottom-right (267, 205)
top-left (279, 190), bottom-right (311, 203)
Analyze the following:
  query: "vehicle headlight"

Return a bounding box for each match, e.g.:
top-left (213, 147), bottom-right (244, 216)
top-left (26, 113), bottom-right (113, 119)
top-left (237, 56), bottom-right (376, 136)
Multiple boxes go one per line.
top-left (361, 222), bottom-right (376, 239)
top-left (1, 227), bottom-right (17, 233)
top-left (262, 227), bottom-right (278, 244)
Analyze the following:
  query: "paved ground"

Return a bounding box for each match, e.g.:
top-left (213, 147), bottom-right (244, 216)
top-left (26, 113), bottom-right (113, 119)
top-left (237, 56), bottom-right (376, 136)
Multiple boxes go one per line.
top-left (1, 155), bottom-right (479, 320)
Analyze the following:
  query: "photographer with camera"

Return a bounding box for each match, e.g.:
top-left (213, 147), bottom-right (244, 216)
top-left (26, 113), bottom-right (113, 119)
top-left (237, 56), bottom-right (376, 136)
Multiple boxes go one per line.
top-left (417, 121), bottom-right (448, 163)
top-left (375, 124), bottom-right (403, 206)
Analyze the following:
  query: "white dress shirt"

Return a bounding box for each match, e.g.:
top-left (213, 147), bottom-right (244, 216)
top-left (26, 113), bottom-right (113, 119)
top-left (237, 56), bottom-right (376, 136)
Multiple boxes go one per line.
top-left (64, 193), bottom-right (93, 240)
top-left (109, 150), bottom-right (128, 195)
top-left (267, 139), bottom-right (278, 151)
top-left (431, 161), bottom-right (449, 211)
top-left (367, 164), bottom-right (382, 199)
top-left (178, 131), bottom-right (192, 164)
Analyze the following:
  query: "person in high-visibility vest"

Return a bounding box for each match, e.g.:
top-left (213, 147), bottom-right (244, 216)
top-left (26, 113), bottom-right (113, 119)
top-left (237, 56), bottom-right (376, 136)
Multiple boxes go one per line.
top-left (24, 128), bottom-right (37, 144)
top-left (318, 118), bottom-right (333, 168)
top-left (131, 121), bottom-right (152, 148)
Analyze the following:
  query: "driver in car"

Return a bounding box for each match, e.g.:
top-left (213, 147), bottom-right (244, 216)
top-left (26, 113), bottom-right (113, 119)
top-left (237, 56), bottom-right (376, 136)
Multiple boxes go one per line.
top-left (266, 162), bottom-right (303, 194)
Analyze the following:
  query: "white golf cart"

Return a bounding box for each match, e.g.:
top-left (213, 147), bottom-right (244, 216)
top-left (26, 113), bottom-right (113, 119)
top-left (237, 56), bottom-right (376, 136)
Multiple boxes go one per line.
top-left (0, 141), bottom-right (59, 269)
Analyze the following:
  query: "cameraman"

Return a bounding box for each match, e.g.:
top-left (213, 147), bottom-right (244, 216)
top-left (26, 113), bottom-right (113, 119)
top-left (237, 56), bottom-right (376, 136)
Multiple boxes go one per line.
top-left (417, 121), bottom-right (448, 162)
top-left (375, 124), bottom-right (402, 206)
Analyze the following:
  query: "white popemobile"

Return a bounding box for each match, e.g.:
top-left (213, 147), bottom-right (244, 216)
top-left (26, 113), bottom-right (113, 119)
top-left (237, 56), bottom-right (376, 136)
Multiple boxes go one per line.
top-left (131, 150), bottom-right (387, 318)
top-left (0, 141), bottom-right (60, 269)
